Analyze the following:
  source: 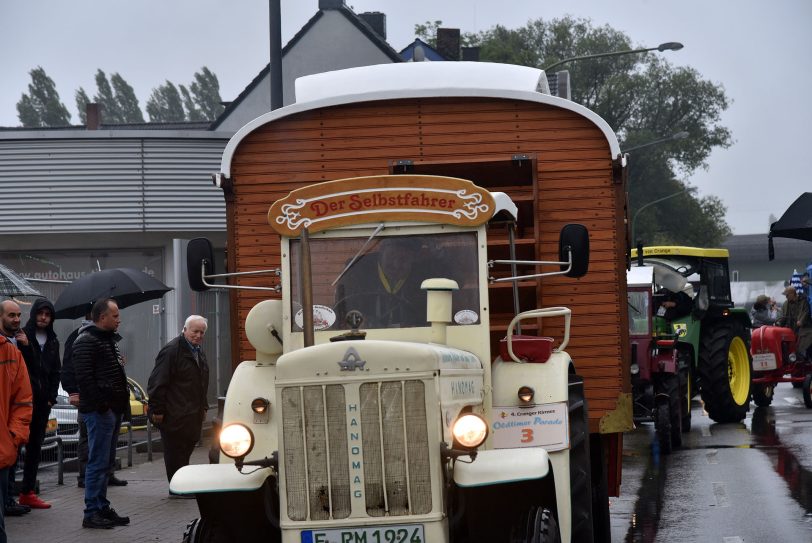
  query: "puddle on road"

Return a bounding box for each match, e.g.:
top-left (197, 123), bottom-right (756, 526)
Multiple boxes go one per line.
top-left (624, 441), bottom-right (667, 543)
top-left (750, 406), bottom-right (812, 517)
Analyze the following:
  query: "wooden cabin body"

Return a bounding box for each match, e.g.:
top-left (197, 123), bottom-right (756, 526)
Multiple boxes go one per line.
top-left (217, 62), bottom-right (632, 445)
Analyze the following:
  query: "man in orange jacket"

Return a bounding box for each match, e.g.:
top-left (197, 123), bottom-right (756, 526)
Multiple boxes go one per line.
top-left (0, 329), bottom-right (33, 543)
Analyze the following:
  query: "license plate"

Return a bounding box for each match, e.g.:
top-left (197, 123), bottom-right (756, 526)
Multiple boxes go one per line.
top-left (752, 352), bottom-right (777, 371)
top-left (301, 524), bottom-right (424, 543)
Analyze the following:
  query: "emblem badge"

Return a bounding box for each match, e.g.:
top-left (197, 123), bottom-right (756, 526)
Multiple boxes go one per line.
top-left (338, 347), bottom-right (366, 371)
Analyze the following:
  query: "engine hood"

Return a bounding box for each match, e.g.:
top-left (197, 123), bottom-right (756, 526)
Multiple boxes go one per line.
top-left (276, 340), bottom-right (482, 380)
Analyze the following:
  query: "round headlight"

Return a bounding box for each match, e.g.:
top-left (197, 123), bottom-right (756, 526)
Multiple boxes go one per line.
top-left (251, 398), bottom-right (270, 414)
top-left (220, 423), bottom-right (254, 459)
top-left (517, 386), bottom-right (535, 404)
top-left (452, 414), bottom-right (488, 449)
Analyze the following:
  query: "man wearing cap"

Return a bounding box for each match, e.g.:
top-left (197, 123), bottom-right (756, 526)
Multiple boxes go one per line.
top-left (778, 286), bottom-right (812, 358)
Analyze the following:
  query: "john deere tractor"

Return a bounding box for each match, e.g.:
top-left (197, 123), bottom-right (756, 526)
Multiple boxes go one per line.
top-left (631, 247), bottom-right (753, 423)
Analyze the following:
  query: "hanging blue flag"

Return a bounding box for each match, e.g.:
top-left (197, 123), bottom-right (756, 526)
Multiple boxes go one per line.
top-left (790, 269), bottom-right (803, 295)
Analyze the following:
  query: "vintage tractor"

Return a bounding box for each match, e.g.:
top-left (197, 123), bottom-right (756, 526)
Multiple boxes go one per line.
top-left (750, 325), bottom-right (812, 408)
top-left (631, 247), bottom-right (753, 423)
top-left (627, 265), bottom-right (690, 454)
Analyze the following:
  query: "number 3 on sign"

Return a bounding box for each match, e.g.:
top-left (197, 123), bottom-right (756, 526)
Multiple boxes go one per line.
top-left (521, 428), bottom-right (534, 443)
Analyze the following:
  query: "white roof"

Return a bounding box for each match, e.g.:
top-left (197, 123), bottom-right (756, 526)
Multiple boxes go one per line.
top-left (220, 62), bottom-right (622, 177)
top-left (295, 62), bottom-right (551, 102)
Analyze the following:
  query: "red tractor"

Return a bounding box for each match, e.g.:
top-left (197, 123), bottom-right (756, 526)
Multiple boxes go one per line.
top-left (750, 325), bottom-right (812, 408)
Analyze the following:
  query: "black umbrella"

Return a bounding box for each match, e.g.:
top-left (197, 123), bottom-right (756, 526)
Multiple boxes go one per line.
top-left (769, 192), bottom-right (812, 260)
top-left (0, 264), bottom-right (42, 297)
top-left (54, 268), bottom-right (172, 319)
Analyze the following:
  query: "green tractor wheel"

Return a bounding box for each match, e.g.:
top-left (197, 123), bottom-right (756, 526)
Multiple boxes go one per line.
top-left (698, 323), bottom-right (751, 423)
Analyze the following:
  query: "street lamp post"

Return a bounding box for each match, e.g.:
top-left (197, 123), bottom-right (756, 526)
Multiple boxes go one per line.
top-left (631, 188), bottom-right (690, 244)
top-left (543, 42), bottom-right (683, 73)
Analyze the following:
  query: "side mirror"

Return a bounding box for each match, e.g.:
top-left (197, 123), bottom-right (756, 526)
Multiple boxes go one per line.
top-left (187, 238), bottom-right (215, 292)
top-left (559, 224), bottom-right (589, 278)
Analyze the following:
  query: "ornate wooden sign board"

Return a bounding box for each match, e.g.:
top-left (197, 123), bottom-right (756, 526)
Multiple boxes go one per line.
top-left (268, 175), bottom-right (497, 236)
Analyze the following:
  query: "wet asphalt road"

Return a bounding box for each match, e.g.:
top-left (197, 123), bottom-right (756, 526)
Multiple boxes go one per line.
top-left (610, 384), bottom-right (812, 542)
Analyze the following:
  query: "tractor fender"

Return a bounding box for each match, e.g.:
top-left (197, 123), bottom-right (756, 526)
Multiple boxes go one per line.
top-left (491, 350), bottom-right (571, 405)
top-left (220, 360), bottom-right (279, 464)
top-left (170, 463), bottom-right (274, 495)
top-left (453, 448), bottom-right (550, 487)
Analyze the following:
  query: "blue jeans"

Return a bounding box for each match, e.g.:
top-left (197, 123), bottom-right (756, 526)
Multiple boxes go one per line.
top-left (0, 466), bottom-right (8, 543)
top-left (83, 409), bottom-right (119, 519)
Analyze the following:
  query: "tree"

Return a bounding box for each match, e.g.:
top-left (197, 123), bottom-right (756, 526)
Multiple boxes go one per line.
top-left (110, 73), bottom-right (144, 123)
top-left (75, 87), bottom-right (91, 124)
top-left (436, 17), bottom-right (733, 246)
top-left (179, 85), bottom-right (204, 121)
top-left (188, 67), bottom-right (224, 120)
top-left (16, 67), bottom-right (72, 127)
top-left (146, 81), bottom-right (185, 122)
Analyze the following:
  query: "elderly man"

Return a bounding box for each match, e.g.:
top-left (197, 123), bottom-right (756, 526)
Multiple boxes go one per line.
top-left (148, 315), bottom-right (210, 491)
top-left (0, 307), bottom-right (33, 543)
top-left (72, 298), bottom-right (130, 529)
top-left (779, 286), bottom-right (812, 358)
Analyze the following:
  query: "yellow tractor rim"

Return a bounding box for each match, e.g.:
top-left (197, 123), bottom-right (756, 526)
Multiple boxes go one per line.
top-left (727, 336), bottom-right (750, 405)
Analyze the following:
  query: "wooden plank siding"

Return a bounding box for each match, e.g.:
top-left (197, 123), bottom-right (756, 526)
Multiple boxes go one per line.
top-left (226, 97), bottom-right (629, 433)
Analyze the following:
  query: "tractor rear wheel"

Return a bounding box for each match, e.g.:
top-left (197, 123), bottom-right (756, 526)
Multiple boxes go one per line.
top-left (663, 374), bottom-right (683, 448)
top-left (698, 323), bottom-right (751, 422)
top-left (803, 374), bottom-right (812, 408)
top-left (752, 383), bottom-right (774, 407)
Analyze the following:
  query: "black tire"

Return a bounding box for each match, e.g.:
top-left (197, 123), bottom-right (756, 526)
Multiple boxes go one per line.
top-left (511, 506), bottom-right (560, 543)
top-left (655, 400), bottom-right (673, 455)
top-left (568, 374), bottom-right (594, 543)
top-left (661, 374), bottom-right (682, 449)
top-left (752, 383), bottom-right (774, 407)
top-left (183, 518), bottom-right (228, 543)
top-left (697, 323), bottom-right (751, 423)
top-left (589, 435), bottom-right (611, 543)
top-left (677, 350), bottom-right (692, 432)
top-left (792, 381), bottom-right (803, 389)
top-left (803, 374), bottom-right (812, 408)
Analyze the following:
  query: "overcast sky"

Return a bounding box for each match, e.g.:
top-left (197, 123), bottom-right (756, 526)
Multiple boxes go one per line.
top-left (2, 0), bottom-right (810, 236)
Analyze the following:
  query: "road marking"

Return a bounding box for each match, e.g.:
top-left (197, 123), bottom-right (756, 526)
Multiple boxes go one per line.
top-left (713, 482), bottom-right (729, 507)
top-left (706, 449), bottom-right (718, 464)
top-left (701, 425), bottom-right (712, 437)
top-left (723, 537), bottom-right (744, 543)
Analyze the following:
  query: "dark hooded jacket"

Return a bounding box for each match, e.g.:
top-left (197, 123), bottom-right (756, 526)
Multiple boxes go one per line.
top-left (72, 324), bottom-right (129, 415)
top-left (22, 298), bottom-right (61, 406)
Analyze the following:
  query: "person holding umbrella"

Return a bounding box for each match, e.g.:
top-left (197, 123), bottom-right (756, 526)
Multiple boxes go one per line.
top-left (71, 298), bottom-right (130, 529)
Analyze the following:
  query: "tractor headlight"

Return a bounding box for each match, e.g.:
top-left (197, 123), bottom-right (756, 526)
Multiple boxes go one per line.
top-left (220, 423), bottom-right (254, 459)
top-left (452, 414), bottom-right (488, 449)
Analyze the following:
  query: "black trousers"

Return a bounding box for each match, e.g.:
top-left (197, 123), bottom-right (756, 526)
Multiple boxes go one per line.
top-left (20, 404), bottom-right (51, 494)
top-left (159, 415), bottom-right (202, 483)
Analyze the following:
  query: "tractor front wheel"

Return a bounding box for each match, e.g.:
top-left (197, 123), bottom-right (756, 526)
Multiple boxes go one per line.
top-left (752, 383), bottom-right (774, 407)
top-left (698, 323), bottom-right (751, 422)
top-left (655, 400), bottom-right (673, 455)
top-left (511, 506), bottom-right (560, 543)
top-left (803, 374), bottom-right (812, 408)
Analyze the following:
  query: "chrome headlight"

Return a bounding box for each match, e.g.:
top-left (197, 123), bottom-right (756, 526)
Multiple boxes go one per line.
top-left (452, 414), bottom-right (488, 449)
top-left (220, 423), bottom-right (254, 459)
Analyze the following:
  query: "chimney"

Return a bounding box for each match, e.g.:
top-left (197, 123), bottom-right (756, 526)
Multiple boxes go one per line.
top-left (86, 103), bottom-right (101, 130)
top-left (359, 12), bottom-right (386, 40)
top-left (319, 0), bottom-right (344, 9)
top-left (436, 28), bottom-right (460, 61)
top-left (461, 46), bottom-right (480, 62)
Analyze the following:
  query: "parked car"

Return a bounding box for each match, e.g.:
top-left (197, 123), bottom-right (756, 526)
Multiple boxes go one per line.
top-left (53, 377), bottom-right (149, 456)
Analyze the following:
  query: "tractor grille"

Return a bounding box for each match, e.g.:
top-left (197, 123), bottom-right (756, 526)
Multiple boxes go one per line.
top-left (281, 380), bottom-right (432, 521)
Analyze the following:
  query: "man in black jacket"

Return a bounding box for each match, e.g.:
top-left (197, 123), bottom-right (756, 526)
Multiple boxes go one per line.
top-left (72, 298), bottom-right (129, 529)
top-left (148, 315), bottom-right (209, 489)
top-left (17, 299), bottom-right (60, 509)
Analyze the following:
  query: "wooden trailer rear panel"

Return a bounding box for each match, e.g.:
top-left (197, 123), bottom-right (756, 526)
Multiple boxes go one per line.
top-left (224, 96), bottom-right (631, 434)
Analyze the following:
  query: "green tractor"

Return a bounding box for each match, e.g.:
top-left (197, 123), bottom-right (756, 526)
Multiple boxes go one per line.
top-left (631, 246), bottom-right (753, 423)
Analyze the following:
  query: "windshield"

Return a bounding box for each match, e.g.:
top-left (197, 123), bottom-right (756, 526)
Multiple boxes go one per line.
top-left (628, 290), bottom-right (650, 335)
top-left (290, 232), bottom-right (480, 331)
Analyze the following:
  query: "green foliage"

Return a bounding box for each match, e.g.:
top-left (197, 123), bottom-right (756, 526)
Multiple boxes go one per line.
top-left (146, 81), bottom-right (185, 122)
top-left (465, 16), bottom-right (733, 245)
top-left (16, 67), bottom-right (71, 127)
top-left (414, 20), bottom-right (443, 46)
top-left (75, 87), bottom-right (91, 124)
top-left (179, 85), bottom-right (204, 121)
top-left (111, 73), bottom-right (145, 123)
top-left (189, 67), bottom-right (224, 120)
